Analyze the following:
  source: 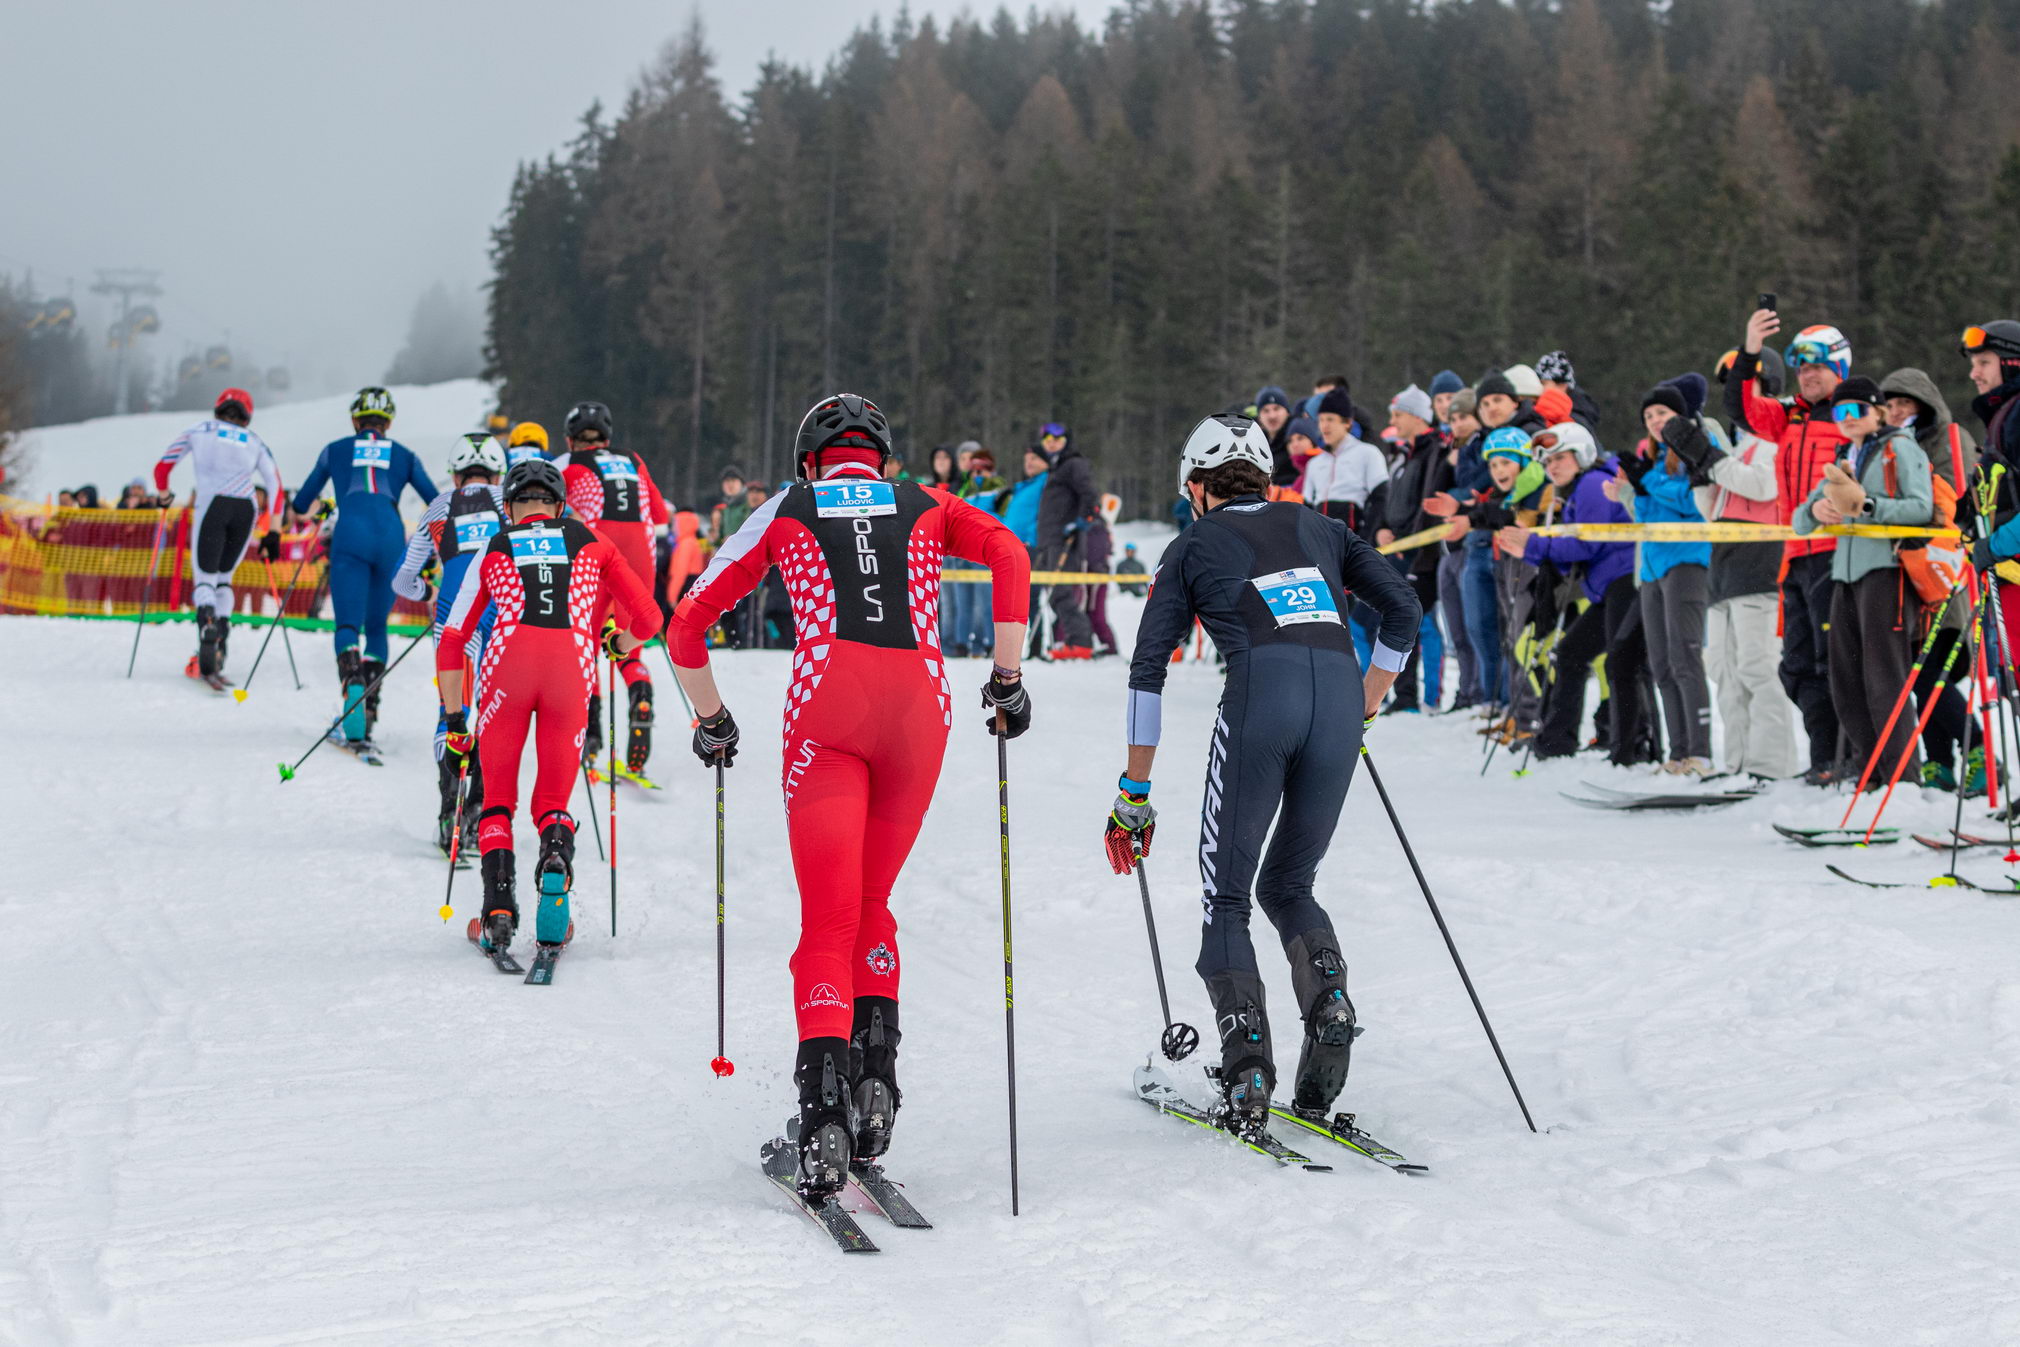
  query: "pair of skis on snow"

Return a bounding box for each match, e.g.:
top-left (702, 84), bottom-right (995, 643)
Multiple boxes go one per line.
top-left (760, 1134), bottom-right (932, 1254)
top-left (1132, 1061), bottom-right (1426, 1175)
top-left (1774, 825), bottom-right (2020, 891)
top-left (1560, 781), bottom-right (1761, 812)
top-left (468, 926), bottom-right (565, 984)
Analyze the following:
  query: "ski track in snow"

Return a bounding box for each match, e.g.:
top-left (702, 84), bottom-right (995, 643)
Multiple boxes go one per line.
top-left (4, 602), bottom-right (2019, 1346)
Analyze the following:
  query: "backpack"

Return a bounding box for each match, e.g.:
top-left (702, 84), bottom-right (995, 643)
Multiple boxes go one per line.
top-left (1886, 434), bottom-right (1960, 606)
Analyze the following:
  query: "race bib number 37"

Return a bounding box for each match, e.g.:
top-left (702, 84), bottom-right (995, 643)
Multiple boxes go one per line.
top-left (1251, 566), bottom-right (1341, 627)
top-left (812, 479), bottom-right (897, 518)
top-left (508, 526), bottom-right (568, 566)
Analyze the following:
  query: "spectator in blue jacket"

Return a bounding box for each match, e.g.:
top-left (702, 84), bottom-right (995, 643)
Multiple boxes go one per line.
top-left (1498, 422), bottom-right (1647, 763)
top-left (1615, 375), bottom-right (1716, 775)
top-left (1001, 446), bottom-right (1050, 654)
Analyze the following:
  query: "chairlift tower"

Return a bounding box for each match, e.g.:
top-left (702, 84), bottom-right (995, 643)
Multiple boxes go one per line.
top-left (90, 268), bottom-right (164, 416)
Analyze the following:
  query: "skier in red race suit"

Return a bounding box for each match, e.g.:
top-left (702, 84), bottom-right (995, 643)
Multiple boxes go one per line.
top-left (667, 393), bottom-right (1034, 1199)
top-left (435, 458), bottom-right (662, 962)
top-left (556, 400), bottom-right (669, 774)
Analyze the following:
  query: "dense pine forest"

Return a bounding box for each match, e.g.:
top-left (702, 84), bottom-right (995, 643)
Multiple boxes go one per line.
top-left (485, 0), bottom-right (2020, 514)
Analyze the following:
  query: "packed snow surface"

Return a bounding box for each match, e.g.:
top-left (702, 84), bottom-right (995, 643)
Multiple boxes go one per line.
top-left (11, 380), bottom-right (493, 502)
top-left (5, 598), bottom-right (2018, 1344)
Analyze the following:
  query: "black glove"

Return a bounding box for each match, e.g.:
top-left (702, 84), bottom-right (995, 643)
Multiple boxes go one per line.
top-left (981, 670), bottom-right (1031, 738)
top-left (1618, 450), bottom-right (1657, 489)
top-left (692, 706), bottom-right (739, 767)
top-left (258, 529), bottom-right (281, 562)
top-left (1973, 537), bottom-right (1998, 571)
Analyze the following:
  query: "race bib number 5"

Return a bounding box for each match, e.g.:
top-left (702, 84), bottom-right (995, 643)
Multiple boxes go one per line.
top-left (1251, 566), bottom-right (1341, 626)
top-left (812, 479), bottom-right (897, 518)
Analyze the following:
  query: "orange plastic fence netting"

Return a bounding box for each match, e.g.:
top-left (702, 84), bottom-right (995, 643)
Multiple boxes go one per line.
top-left (0, 495), bottom-right (431, 623)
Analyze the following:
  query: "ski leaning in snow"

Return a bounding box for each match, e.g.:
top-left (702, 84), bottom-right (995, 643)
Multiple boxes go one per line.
top-left (759, 1136), bottom-right (879, 1253)
top-left (1773, 823), bottom-right (1900, 847)
top-left (1133, 1061), bottom-right (1330, 1171)
top-left (1266, 1103), bottom-right (1427, 1174)
top-left (1911, 831), bottom-right (2018, 853)
top-left (1823, 864), bottom-right (2020, 894)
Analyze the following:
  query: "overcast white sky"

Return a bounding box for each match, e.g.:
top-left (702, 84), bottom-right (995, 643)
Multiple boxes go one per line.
top-left (2, 0), bottom-right (1110, 398)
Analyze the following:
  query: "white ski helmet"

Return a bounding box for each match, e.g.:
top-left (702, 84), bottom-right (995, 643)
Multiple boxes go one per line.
top-left (1177, 414), bottom-right (1274, 492)
top-left (1530, 421), bottom-right (1598, 472)
top-left (449, 431), bottom-right (507, 479)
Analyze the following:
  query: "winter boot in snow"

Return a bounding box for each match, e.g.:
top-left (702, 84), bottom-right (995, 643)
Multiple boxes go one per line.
top-left (793, 1036), bottom-right (858, 1199)
top-left (196, 605), bottom-right (222, 677)
top-left (626, 678), bottom-right (653, 774)
top-left (337, 648), bottom-right (368, 742)
top-left (533, 811), bottom-right (575, 946)
top-left (468, 847), bottom-right (517, 953)
top-left (849, 996), bottom-right (902, 1161)
top-left (1204, 970), bottom-right (1274, 1140)
top-left (1287, 934), bottom-right (1358, 1116)
top-left (583, 692), bottom-right (604, 768)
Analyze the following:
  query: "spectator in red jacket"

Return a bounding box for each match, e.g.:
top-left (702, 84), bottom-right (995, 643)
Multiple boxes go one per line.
top-left (1724, 307), bottom-right (1852, 786)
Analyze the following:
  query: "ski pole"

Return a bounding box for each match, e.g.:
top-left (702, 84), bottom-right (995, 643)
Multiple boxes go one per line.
top-left (1837, 593), bottom-right (1956, 826)
top-left (275, 625), bottom-right (427, 780)
top-left (126, 505), bottom-right (172, 678)
top-left (1132, 846), bottom-right (1199, 1061)
top-left (711, 757), bottom-right (734, 1077)
top-left (1860, 616), bottom-right (1971, 843)
top-left (1360, 748), bottom-right (1537, 1133)
top-left (439, 755), bottom-right (470, 922)
top-left (996, 713), bottom-right (1022, 1214)
top-left (607, 655), bottom-right (619, 937)
top-left (579, 763), bottom-right (605, 862)
top-left (238, 547), bottom-right (317, 699)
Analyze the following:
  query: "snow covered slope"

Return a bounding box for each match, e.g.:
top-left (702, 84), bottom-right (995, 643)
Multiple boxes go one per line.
top-left (3, 608), bottom-right (2018, 1344)
top-left (11, 380), bottom-right (493, 501)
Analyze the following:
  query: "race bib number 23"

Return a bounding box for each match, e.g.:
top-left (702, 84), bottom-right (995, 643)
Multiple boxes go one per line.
top-left (1251, 566), bottom-right (1341, 627)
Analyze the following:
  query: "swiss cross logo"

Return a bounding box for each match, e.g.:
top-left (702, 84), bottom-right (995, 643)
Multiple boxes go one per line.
top-left (865, 943), bottom-right (897, 978)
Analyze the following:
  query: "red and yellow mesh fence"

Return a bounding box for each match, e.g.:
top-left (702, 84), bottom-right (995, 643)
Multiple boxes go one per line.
top-left (0, 495), bottom-right (431, 625)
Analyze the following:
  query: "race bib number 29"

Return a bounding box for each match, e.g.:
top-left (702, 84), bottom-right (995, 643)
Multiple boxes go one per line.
top-left (1251, 566), bottom-right (1341, 627)
top-left (812, 479), bottom-right (897, 518)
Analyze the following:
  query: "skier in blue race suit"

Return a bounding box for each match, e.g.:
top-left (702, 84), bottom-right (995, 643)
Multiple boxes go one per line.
top-left (291, 386), bottom-right (438, 742)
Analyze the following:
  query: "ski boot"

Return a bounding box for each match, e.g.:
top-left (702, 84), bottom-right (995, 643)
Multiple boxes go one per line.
top-left (337, 649), bottom-right (368, 742)
top-left (1204, 970), bottom-right (1274, 1141)
top-left (583, 692), bottom-right (605, 769)
top-left (360, 657), bottom-right (385, 738)
top-left (468, 848), bottom-right (517, 954)
top-left (1287, 935), bottom-right (1358, 1118)
top-left (849, 996), bottom-right (902, 1162)
top-left (792, 1036), bottom-right (858, 1200)
top-left (533, 812), bottom-right (575, 946)
top-left (196, 604), bottom-right (223, 677)
top-left (626, 678), bottom-right (653, 774)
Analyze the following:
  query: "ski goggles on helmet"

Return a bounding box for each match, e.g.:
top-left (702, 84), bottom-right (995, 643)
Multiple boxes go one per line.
top-left (1038, 422), bottom-right (1067, 439)
top-left (1529, 429), bottom-right (1574, 456)
top-left (1962, 325), bottom-right (1991, 352)
top-left (1785, 341), bottom-right (1836, 368)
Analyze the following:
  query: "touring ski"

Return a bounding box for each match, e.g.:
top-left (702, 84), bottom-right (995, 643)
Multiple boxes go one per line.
top-left (1910, 831), bottom-right (2016, 853)
top-left (1265, 1104), bottom-right (1427, 1174)
top-left (1562, 783), bottom-right (1756, 811)
top-left (760, 1137), bottom-right (879, 1253)
top-left (523, 943), bottom-right (563, 986)
top-left (848, 1163), bottom-right (931, 1229)
top-left (467, 920), bottom-right (524, 974)
top-left (610, 763), bottom-right (662, 792)
top-left (1825, 864), bottom-right (2020, 893)
top-left (325, 729), bottom-right (383, 767)
top-left (1773, 823), bottom-right (1898, 847)
top-left (1133, 1062), bottom-right (1331, 1171)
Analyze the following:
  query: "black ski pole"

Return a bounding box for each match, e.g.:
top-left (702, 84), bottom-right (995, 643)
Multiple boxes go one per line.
top-left (711, 757), bottom-right (734, 1077)
top-left (240, 548), bottom-right (317, 697)
top-left (607, 655), bottom-right (620, 937)
top-left (126, 505), bottom-right (172, 679)
top-left (1132, 846), bottom-right (1199, 1061)
top-left (995, 716), bottom-right (1021, 1215)
top-left (439, 756), bottom-right (470, 922)
top-left (1360, 748), bottom-right (1537, 1132)
top-left (276, 625), bottom-right (427, 780)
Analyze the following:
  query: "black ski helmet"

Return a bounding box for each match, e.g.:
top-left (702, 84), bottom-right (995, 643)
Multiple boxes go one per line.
top-left (793, 394), bottom-right (891, 479)
top-left (565, 401), bottom-right (614, 442)
top-left (1962, 320), bottom-right (2020, 363)
top-left (502, 458), bottom-right (567, 505)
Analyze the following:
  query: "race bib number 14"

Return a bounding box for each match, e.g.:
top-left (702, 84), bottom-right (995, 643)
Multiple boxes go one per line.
top-left (1251, 566), bottom-right (1341, 626)
top-left (812, 479), bottom-right (897, 518)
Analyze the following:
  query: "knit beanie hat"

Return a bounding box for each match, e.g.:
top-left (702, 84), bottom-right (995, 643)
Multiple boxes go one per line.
top-left (1429, 369), bottom-right (1465, 397)
top-left (1641, 384), bottom-right (1690, 419)
top-left (1254, 385), bottom-right (1292, 412)
top-left (1536, 350), bottom-right (1575, 385)
top-left (1476, 372), bottom-right (1517, 402)
top-left (1284, 414), bottom-right (1322, 448)
top-left (1389, 384), bottom-right (1434, 425)
top-left (1831, 375), bottom-right (1883, 411)
top-left (1448, 389), bottom-right (1479, 419)
top-left (1317, 386), bottom-right (1356, 421)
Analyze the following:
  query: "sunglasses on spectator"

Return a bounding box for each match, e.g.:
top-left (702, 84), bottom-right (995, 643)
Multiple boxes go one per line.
top-left (1829, 401), bottom-right (1873, 423)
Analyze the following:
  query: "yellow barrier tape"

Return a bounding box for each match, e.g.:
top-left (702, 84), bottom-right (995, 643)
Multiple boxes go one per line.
top-left (1526, 522), bottom-right (1961, 541)
top-left (1376, 523), bottom-right (1458, 555)
top-left (942, 570), bottom-right (1117, 583)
